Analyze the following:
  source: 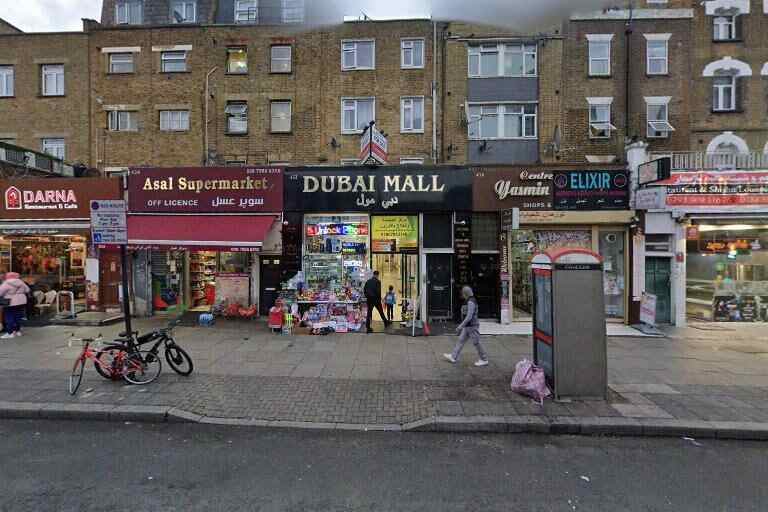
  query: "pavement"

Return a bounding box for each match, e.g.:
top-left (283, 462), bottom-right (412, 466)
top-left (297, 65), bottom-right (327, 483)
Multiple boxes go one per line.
top-left (3, 420), bottom-right (767, 511)
top-left (1, 319), bottom-right (768, 439)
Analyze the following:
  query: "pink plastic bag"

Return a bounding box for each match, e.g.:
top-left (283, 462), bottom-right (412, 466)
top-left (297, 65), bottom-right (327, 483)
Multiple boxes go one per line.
top-left (510, 359), bottom-right (551, 405)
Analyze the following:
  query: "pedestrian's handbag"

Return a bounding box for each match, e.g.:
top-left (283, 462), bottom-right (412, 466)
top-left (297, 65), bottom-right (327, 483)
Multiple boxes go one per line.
top-left (0, 298), bottom-right (9, 307)
top-left (510, 359), bottom-right (551, 405)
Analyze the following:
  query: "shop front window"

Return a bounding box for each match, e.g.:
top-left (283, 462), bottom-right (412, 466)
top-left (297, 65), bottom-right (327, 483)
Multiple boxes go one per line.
top-left (599, 231), bottom-right (625, 319)
top-left (2, 236), bottom-right (88, 313)
top-left (686, 222), bottom-right (768, 322)
top-left (371, 215), bottom-right (419, 322)
top-left (303, 214), bottom-right (369, 294)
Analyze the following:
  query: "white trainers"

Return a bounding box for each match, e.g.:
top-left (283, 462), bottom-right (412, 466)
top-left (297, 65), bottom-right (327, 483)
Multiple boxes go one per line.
top-left (14, 331), bottom-right (22, 337)
top-left (442, 353), bottom-right (457, 364)
top-left (474, 359), bottom-right (489, 367)
top-left (0, 333), bottom-right (13, 339)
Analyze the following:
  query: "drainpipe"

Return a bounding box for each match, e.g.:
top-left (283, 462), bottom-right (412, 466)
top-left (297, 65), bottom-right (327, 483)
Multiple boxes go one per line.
top-left (204, 66), bottom-right (218, 165)
top-left (432, 20), bottom-right (438, 164)
top-left (625, 1), bottom-right (634, 144)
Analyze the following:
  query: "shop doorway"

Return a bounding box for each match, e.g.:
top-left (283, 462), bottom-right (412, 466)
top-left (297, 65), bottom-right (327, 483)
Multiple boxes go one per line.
top-left (260, 257), bottom-right (282, 316)
top-left (471, 254), bottom-right (500, 319)
top-left (426, 253), bottom-right (452, 320)
top-left (99, 251), bottom-right (122, 308)
top-left (646, 257), bottom-right (672, 324)
top-left (372, 253), bottom-right (418, 322)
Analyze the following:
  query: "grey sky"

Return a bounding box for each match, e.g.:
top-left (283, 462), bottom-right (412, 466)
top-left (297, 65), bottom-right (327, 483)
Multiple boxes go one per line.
top-left (1, 0), bottom-right (612, 33)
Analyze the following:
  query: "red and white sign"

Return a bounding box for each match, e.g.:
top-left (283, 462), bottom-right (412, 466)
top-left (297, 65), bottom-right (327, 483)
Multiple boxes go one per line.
top-left (359, 129), bottom-right (388, 165)
top-left (4, 186), bottom-right (78, 211)
top-left (660, 171), bottom-right (768, 207)
top-left (640, 293), bottom-right (657, 326)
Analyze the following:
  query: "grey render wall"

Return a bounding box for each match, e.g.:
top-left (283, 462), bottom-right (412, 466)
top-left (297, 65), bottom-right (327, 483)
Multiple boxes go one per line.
top-left (102, 0), bottom-right (217, 26)
top-left (468, 140), bottom-right (538, 164)
top-left (467, 77), bottom-right (538, 102)
top-left (216, 0), bottom-right (289, 24)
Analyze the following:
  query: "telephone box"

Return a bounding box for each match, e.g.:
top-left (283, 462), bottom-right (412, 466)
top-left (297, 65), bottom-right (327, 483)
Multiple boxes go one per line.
top-left (531, 248), bottom-right (607, 400)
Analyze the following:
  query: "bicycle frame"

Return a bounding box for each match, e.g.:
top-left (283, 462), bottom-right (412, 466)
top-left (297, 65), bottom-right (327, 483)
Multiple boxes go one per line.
top-left (76, 341), bottom-right (144, 379)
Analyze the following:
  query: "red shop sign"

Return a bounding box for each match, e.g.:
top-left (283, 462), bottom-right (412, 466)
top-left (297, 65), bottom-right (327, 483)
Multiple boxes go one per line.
top-left (128, 167), bottom-right (283, 213)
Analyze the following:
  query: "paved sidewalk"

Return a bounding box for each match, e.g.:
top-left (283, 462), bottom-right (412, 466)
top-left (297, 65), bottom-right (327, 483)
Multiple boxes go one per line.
top-left (1, 320), bottom-right (768, 438)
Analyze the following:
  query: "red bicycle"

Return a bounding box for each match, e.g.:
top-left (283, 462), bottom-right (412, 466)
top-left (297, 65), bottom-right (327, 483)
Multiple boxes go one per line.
top-left (68, 335), bottom-right (162, 395)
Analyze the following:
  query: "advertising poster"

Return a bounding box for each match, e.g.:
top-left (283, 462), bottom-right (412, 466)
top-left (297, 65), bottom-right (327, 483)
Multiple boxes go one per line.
top-left (553, 170), bottom-right (630, 210)
top-left (371, 216), bottom-right (418, 253)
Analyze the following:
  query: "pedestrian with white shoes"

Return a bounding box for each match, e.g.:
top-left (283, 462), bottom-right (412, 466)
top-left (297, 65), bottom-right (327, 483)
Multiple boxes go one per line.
top-left (443, 286), bottom-right (489, 367)
top-left (0, 272), bottom-right (30, 339)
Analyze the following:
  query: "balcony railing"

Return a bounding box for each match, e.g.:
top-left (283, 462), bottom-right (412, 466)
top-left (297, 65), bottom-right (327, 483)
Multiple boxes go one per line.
top-left (0, 142), bottom-right (73, 176)
top-left (650, 151), bottom-right (768, 171)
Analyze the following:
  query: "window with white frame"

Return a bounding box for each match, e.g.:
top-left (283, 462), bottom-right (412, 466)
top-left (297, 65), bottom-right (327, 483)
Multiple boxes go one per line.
top-left (342, 40), bottom-right (375, 70)
top-left (468, 43), bottom-right (536, 77)
top-left (587, 98), bottom-right (616, 139)
top-left (41, 64), bottom-right (64, 96)
top-left (271, 101), bottom-right (292, 133)
top-left (109, 53), bottom-right (134, 73)
top-left (271, 46), bottom-right (292, 73)
top-left (227, 47), bottom-right (248, 74)
top-left (161, 51), bottom-right (187, 72)
top-left (400, 157), bottom-right (425, 165)
top-left (645, 34), bottom-right (670, 75)
top-left (467, 103), bottom-right (537, 139)
top-left (225, 102), bottom-right (248, 133)
top-left (645, 97), bottom-right (675, 138)
top-left (401, 39), bottom-right (424, 69)
top-left (41, 138), bottom-right (65, 160)
top-left (713, 15), bottom-right (737, 41)
top-left (115, 0), bottom-right (143, 24)
top-left (341, 97), bottom-right (375, 133)
top-left (281, 0), bottom-right (304, 23)
top-left (235, 0), bottom-right (258, 23)
top-left (0, 66), bottom-right (13, 97)
top-left (171, 0), bottom-right (196, 23)
top-left (108, 111), bottom-right (139, 132)
top-left (712, 75), bottom-right (737, 111)
top-left (401, 97), bottom-right (424, 133)
top-left (587, 35), bottom-right (612, 76)
top-left (159, 110), bottom-right (190, 131)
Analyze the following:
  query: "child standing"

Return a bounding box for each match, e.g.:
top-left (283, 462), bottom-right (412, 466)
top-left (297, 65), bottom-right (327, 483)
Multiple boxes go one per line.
top-left (384, 286), bottom-right (396, 322)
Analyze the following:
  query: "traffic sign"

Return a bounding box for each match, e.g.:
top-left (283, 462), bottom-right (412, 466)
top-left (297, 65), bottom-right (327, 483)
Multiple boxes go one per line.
top-left (90, 199), bottom-right (127, 244)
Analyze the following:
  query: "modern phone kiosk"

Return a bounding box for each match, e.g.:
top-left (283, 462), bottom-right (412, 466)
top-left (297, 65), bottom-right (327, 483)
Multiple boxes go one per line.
top-left (531, 248), bottom-right (607, 400)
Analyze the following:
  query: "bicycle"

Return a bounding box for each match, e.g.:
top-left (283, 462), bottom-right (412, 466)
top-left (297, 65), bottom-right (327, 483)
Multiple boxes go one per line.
top-left (68, 335), bottom-right (162, 395)
top-left (94, 320), bottom-right (193, 380)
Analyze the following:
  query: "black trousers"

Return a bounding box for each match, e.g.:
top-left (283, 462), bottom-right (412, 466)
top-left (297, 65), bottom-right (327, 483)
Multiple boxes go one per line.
top-left (385, 303), bottom-right (394, 321)
top-left (366, 298), bottom-right (388, 331)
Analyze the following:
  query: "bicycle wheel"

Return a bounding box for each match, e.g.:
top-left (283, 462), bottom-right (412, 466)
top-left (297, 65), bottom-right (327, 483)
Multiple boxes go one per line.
top-left (165, 345), bottom-right (193, 376)
top-left (94, 347), bottom-right (126, 380)
top-left (69, 357), bottom-right (85, 395)
top-left (122, 350), bottom-right (162, 385)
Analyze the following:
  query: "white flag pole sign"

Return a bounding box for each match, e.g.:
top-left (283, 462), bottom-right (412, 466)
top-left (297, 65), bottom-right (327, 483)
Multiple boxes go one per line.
top-left (90, 200), bottom-right (127, 245)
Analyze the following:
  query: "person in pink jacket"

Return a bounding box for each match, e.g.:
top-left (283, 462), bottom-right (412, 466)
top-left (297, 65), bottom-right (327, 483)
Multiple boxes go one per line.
top-left (0, 272), bottom-right (30, 338)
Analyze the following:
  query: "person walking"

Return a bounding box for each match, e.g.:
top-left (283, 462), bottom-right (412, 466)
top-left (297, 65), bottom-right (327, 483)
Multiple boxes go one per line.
top-left (364, 271), bottom-right (390, 333)
top-left (384, 286), bottom-right (396, 322)
top-left (443, 286), bottom-right (488, 367)
top-left (0, 272), bottom-right (30, 339)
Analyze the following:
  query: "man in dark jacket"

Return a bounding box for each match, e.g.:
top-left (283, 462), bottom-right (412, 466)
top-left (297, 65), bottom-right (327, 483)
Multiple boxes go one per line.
top-left (364, 271), bottom-right (390, 333)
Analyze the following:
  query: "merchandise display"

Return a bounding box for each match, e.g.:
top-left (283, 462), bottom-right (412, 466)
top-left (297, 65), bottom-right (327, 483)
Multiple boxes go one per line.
top-left (190, 251), bottom-right (216, 308)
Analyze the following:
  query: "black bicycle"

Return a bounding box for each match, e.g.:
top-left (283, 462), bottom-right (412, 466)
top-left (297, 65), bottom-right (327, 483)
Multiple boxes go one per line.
top-left (95, 320), bottom-right (193, 380)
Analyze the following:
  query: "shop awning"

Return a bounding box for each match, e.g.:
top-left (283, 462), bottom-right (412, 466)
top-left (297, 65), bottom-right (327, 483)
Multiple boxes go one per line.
top-left (127, 215), bottom-right (277, 251)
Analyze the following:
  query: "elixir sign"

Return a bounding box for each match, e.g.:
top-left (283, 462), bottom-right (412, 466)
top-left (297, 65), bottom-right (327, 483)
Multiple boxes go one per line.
top-left (553, 170), bottom-right (630, 210)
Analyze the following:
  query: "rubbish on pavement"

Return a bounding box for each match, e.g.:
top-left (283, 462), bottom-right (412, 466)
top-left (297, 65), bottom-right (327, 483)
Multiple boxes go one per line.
top-left (682, 436), bottom-right (702, 447)
top-left (510, 359), bottom-right (551, 404)
top-left (580, 475), bottom-right (590, 482)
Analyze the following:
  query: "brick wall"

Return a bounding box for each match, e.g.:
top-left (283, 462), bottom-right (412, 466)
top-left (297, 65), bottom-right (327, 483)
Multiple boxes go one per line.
top-left (560, 15), bottom-right (693, 163)
top-left (0, 33), bottom-right (91, 165)
top-left (689, 0), bottom-right (768, 153)
top-left (89, 19), bottom-right (437, 168)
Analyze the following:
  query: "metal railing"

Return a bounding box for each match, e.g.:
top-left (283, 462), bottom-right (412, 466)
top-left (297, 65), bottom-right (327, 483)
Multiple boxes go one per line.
top-left (650, 151), bottom-right (768, 171)
top-left (0, 141), bottom-right (73, 176)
